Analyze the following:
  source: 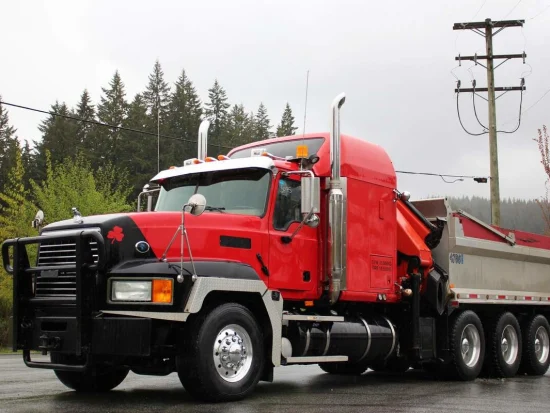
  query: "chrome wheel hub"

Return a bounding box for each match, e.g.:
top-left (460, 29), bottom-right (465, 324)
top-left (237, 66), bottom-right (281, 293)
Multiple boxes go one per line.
top-left (460, 324), bottom-right (481, 368)
top-left (501, 325), bottom-right (519, 365)
top-left (534, 326), bottom-right (549, 364)
top-left (213, 324), bottom-right (253, 382)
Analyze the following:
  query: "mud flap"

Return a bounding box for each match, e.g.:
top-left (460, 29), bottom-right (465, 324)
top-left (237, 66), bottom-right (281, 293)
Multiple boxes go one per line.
top-left (425, 265), bottom-right (448, 315)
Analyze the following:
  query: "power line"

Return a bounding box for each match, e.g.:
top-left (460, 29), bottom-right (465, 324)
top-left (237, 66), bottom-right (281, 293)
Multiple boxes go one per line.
top-left (522, 86), bottom-right (550, 114)
top-left (395, 170), bottom-right (489, 184)
top-left (456, 90), bottom-right (488, 136)
top-left (470, 79), bottom-right (524, 133)
top-left (503, 0), bottom-right (523, 19)
top-left (0, 100), bottom-right (235, 151)
top-left (528, 3), bottom-right (550, 20)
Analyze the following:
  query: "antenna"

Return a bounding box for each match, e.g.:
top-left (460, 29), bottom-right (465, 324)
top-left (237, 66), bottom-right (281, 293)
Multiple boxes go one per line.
top-left (302, 70), bottom-right (310, 138)
top-left (157, 95), bottom-right (160, 173)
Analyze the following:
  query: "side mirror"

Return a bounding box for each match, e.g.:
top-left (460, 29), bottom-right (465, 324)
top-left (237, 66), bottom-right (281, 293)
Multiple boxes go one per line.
top-left (301, 176), bottom-right (320, 215)
top-left (186, 193), bottom-right (207, 216)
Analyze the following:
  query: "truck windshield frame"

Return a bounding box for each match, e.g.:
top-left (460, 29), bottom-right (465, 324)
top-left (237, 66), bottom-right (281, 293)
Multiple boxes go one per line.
top-left (155, 167), bottom-right (272, 217)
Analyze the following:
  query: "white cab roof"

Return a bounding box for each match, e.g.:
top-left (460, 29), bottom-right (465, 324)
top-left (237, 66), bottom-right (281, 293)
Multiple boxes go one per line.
top-left (150, 156), bottom-right (276, 182)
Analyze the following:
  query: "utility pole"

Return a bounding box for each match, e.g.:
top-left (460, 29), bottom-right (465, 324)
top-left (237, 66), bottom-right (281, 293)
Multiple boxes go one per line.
top-left (453, 18), bottom-right (526, 226)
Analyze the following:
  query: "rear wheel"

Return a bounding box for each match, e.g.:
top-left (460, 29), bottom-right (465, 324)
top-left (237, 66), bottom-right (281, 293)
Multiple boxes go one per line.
top-left (448, 310), bottom-right (485, 380)
top-left (519, 314), bottom-right (550, 376)
top-left (50, 353), bottom-right (129, 392)
top-left (177, 303), bottom-right (264, 402)
top-left (484, 312), bottom-right (522, 378)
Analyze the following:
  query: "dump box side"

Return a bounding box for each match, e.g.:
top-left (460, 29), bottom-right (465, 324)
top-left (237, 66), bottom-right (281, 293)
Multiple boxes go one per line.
top-left (412, 198), bottom-right (550, 306)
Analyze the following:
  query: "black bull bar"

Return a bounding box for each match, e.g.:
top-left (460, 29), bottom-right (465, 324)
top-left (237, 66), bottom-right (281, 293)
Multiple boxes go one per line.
top-left (2, 230), bottom-right (106, 371)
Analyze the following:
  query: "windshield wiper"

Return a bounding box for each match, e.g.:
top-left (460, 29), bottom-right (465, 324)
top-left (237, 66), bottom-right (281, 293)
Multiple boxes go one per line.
top-left (204, 206), bottom-right (226, 213)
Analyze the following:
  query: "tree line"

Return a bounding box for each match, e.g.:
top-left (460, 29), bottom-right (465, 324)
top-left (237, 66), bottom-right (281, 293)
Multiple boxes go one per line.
top-left (0, 59), bottom-right (299, 201)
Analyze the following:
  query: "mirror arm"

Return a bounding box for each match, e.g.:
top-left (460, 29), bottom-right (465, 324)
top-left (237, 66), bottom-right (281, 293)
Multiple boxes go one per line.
top-left (281, 209), bottom-right (314, 244)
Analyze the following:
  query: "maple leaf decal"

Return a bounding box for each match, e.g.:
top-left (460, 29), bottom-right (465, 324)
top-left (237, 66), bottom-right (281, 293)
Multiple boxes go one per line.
top-left (107, 226), bottom-right (124, 244)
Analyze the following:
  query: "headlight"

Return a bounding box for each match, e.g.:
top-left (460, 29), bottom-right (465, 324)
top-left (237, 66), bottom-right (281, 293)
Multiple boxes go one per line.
top-left (110, 278), bottom-right (173, 303)
top-left (112, 280), bottom-right (152, 301)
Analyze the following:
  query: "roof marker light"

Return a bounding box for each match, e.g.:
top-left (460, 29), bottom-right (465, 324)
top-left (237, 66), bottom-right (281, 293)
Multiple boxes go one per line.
top-left (204, 156), bottom-right (218, 162)
top-left (183, 158), bottom-right (204, 166)
top-left (251, 148), bottom-right (267, 157)
top-left (218, 155), bottom-right (230, 160)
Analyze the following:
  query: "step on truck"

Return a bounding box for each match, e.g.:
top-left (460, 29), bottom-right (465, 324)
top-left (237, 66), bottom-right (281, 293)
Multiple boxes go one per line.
top-left (2, 93), bottom-right (550, 402)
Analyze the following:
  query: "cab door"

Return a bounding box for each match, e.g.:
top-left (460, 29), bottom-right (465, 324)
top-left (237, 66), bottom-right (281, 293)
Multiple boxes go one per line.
top-left (267, 174), bottom-right (320, 300)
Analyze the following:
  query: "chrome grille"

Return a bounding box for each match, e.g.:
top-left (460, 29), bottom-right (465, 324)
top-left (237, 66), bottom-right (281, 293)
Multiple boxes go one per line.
top-left (35, 238), bottom-right (99, 298)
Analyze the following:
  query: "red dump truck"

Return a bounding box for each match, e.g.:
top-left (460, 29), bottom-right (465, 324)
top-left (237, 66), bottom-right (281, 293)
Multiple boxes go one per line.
top-left (2, 93), bottom-right (550, 402)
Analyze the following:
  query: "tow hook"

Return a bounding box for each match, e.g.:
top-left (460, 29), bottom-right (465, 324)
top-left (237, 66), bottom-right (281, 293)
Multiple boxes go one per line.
top-left (39, 334), bottom-right (61, 351)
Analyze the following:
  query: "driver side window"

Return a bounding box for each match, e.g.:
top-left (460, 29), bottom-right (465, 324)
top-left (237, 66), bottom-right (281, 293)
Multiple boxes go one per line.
top-left (273, 177), bottom-right (301, 231)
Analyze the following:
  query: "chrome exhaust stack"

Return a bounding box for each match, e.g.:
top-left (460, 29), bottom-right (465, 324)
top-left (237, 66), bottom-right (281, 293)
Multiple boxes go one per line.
top-left (329, 93), bottom-right (346, 304)
top-left (197, 119), bottom-right (210, 160)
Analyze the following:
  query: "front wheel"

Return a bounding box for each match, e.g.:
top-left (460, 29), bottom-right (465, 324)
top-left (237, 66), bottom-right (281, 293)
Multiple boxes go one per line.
top-left (177, 303), bottom-right (264, 402)
top-left (50, 353), bottom-right (129, 392)
top-left (448, 310), bottom-right (485, 381)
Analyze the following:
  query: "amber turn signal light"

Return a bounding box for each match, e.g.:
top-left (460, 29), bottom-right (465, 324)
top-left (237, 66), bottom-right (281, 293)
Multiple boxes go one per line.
top-left (152, 279), bottom-right (173, 303)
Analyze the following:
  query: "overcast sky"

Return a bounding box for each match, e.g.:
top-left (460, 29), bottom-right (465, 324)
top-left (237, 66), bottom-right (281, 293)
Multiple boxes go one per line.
top-left (2, 0), bottom-right (550, 201)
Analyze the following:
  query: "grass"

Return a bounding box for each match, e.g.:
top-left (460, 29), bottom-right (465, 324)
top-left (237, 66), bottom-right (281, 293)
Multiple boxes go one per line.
top-left (0, 347), bottom-right (41, 355)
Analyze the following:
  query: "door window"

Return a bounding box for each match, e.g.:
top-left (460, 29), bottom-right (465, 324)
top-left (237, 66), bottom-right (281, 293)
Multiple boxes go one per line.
top-left (273, 177), bottom-right (302, 231)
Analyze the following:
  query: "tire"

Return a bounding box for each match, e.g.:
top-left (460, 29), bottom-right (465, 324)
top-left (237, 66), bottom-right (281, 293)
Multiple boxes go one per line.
top-left (448, 310), bottom-right (485, 381)
top-left (50, 353), bottom-right (129, 392)
top-left (519, 314), bottom-right (550, 376)
top-left (318, 361), bottom-right (369, 375)
top-left (484, 312), bottom-right (522, 378)
top-left (177, 303), bottom-right (264, 402)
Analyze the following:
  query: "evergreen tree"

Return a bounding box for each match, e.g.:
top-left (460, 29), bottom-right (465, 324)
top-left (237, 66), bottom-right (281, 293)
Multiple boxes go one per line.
top-left (74, 89), bottom-right (96, 158)
top-left (168, 69), bottom-right (203, 163)
top-left (96, 71), bottom-right (128, 167)
top-left (0, 98), bottom-right (18, 193)
top-left (143, 60), bottom-right (171, 170)
top-left (204, 79), bottom-right (230, 153)
top-left (0, 149), bottom-right (37, 347)
top-left (226, 104), bottom-right (253, 147)
top-left (276, 103), bottom-right (298, 137)
top-left (35, 101), bottom-right (77, 180)
top-left (254, 102), bottom-right (272, 140)
top-left (21, 140), bottom-right (35, 190)
top-left (120, 93), bottom-right (155, 199)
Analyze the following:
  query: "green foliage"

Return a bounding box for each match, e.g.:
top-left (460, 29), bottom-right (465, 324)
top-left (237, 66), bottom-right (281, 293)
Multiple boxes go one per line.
top-left (120, 93), bottom-right (154, 199)
top-left (254, 102), bottom-right (272, 140)
top-left (226, 104), bottom-right (254, 147)
top-left (205, 79), bottom-right (231, 152)
top-left (0, 150), bottom-right (37, 347)
top-left (276, 103), bottom-right (298, 137)
top-left (95, 71), bottom-right (128, 168)
top-left (35, 101), bottom-right (77, 180)
top-left (168, 69), bottom-right (203, 163)
top-left (74, 89), bottom-right (96, 157)
top-left (0, 98), bottom-right (19, 194)
top-left (30, 151), bottom-right (133, 222)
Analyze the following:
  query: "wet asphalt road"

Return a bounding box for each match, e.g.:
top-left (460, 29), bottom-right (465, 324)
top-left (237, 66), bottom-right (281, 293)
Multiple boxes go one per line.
top-left (1, 354), bottom-right (549, 413)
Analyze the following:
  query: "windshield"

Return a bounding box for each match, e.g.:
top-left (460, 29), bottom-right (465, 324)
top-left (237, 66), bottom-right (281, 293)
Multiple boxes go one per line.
top-left (229, 137), bottom-right (325, 159)
top-left (155, 167), bottom-right (271, 216)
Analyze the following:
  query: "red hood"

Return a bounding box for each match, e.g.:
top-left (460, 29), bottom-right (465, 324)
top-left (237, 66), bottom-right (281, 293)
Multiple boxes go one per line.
top-left (129, 211), bottom-right (267, 270)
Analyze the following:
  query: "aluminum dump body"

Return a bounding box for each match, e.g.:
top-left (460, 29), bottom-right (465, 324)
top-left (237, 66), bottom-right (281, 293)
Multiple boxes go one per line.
top-left (412, 198), bottom-right (550, 306)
